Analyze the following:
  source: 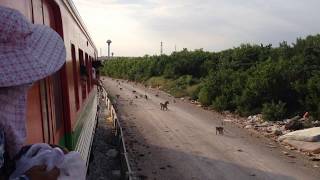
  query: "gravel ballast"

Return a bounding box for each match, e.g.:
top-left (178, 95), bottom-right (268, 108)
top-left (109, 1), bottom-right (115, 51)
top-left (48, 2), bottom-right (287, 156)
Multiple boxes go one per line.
top-left (87, 98), bottom-right (121, 180)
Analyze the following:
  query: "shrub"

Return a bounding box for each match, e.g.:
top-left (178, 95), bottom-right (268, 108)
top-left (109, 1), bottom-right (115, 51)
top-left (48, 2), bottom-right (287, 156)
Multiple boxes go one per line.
top-left (198, 86), bottom-right (213, 106)
top-left (212, 96), bottom-right (229, 112)
top-left (186, 84), bottom-right (201, 100)
top-left (262, 101), bottom-right (287, 121)
top-left (306, 74), bottom-right (320, 119)
top-left (146, 76), bottom-right (167, 88)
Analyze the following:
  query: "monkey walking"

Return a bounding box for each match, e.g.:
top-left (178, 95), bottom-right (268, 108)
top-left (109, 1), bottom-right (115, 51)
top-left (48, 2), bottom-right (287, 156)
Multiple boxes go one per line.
top-left (160, 101), bottom-right (169, 110)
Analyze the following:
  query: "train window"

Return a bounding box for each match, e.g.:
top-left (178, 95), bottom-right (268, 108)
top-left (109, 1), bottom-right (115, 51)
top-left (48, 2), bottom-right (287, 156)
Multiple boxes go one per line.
top-left (85, 53), bottom-right (91, 93)
top-left (52, 71), bottom-right (64, 131)
top-left (39, 80), bottom-right (50, 143)
top-left (71, 44), bottom-right (80, 110)
top-left (90, 57), bottom-right (94, 88)
top-left (79, 49), bottom-right (87, 100)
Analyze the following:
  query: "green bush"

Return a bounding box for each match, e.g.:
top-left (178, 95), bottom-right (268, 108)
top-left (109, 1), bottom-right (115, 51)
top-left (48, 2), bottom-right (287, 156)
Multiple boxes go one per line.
top-left (306, 74), bottom-right (320, 119)
top-left (102, 34), bottom-right (320, 120)
top-left (175, 75), bottom-right (194, 87)
top-left (213, 96), bottom-right (229, 112)
top-left (146, 76), bottom-right (167, 88)
top-left (262, 101), bottom-right (287, 121)
top-left (198, 86), bottom-right (213, 106)
top-left (186, 84), bottom-right (201, 100)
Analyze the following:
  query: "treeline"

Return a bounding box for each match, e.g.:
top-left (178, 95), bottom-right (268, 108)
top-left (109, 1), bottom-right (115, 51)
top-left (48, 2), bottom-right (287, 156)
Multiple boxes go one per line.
top-left (102, 35), bottom-right (320, 121)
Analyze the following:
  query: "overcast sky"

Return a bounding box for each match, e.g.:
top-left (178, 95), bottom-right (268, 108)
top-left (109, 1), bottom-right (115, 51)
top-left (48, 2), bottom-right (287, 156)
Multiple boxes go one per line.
top-left (73, 0), bottom-right (320, 57)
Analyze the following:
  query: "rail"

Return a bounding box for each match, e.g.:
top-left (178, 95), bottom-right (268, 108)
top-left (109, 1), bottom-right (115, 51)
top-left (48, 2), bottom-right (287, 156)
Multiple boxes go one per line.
top-left (100, 86), bottom-right (133, 180)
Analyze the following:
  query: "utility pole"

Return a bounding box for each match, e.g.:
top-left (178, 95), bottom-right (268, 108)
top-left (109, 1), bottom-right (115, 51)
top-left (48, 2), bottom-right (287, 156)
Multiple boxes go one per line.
top-left (100, 48), bottom-right (102, 57)
top-left (160, 41), bottom-right (163, 55)
top-left (174, 45), bottom-right (177, 52)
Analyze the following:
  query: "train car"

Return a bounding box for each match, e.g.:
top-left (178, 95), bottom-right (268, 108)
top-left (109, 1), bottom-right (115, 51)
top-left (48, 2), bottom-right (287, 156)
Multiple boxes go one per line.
top-left (0, 0), bottom-right (98, 168)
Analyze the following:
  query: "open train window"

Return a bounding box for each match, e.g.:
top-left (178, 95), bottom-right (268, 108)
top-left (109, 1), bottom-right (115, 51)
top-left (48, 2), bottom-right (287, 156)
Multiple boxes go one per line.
top-left (85, 53), bottom-right (91, 92)
top-left (71, 44), bottom-right (80, 110)
top-left (52, 71), bottom-right (64, 131)
top-left (79, 49), bottom-right (87, 100)
top-left (89, 56), bottom-right (94, 88)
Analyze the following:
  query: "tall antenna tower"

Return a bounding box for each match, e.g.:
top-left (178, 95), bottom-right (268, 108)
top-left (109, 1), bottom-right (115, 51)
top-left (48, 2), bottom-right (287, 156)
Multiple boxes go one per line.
top-left (160, 41), bottom-right (163, 55)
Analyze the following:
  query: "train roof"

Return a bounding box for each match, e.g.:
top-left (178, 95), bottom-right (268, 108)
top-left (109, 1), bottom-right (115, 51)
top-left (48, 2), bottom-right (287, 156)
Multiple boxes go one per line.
top-left (61, 0), bottom-right (98, 53)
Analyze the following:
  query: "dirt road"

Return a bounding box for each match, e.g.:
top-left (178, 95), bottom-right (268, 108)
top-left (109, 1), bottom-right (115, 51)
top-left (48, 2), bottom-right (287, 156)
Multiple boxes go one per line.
top-left (102, 77), bottom-right (320, 180)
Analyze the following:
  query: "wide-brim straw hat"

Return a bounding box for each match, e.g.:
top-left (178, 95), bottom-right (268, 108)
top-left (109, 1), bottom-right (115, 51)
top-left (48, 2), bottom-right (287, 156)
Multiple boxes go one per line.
top-left (0, 6), bottom-right (66, 87)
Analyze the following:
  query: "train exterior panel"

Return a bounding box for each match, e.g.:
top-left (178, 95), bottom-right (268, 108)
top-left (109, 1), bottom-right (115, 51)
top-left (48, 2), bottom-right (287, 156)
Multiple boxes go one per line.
top-left (0, 0), bottom-right (98, 165)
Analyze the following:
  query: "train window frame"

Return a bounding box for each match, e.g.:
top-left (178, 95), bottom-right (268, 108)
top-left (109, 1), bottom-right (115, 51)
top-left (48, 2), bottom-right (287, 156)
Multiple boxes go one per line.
top-left (89, 56), bottom-right (94, 88)
top-left (85, 53), bottom-right (91, 93)
top-left (79, 49), bottom-right (87, 100)
top-left (71, 44), bottom-right (80, 111)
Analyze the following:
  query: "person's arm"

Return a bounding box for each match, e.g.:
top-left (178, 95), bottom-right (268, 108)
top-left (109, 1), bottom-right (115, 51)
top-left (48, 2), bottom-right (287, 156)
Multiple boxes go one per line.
top-left (24, 165), bottom-right (60, 180)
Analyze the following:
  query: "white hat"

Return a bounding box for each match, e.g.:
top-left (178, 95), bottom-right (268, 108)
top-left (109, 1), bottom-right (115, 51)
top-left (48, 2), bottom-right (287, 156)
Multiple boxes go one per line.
top-left (0, 6), bottom-right (66, 158)
top-left (0, 5), bottom-right (66, 87)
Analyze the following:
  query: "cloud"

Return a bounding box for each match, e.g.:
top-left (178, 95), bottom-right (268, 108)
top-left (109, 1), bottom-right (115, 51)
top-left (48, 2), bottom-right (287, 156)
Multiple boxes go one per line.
top-left (73, 0), bottom-right (320, 56)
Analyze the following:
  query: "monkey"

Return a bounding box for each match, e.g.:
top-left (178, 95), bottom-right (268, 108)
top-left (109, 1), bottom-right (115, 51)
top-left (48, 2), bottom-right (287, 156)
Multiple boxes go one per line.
top-left (116, 94), bottom-right (120, 99)
top-left (145, 95), bottom-right (148, 100)
top-left (160, 101), bottom-right (169, 110)
top-left (216, 127), bottom-right (224, 135)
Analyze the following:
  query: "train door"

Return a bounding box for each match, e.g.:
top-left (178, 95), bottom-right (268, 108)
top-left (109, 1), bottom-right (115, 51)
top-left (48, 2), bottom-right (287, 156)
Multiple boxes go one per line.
top-left (42, 0), bottom-right (66, 146)
top-left (27, 0), bottom-right (52, 145)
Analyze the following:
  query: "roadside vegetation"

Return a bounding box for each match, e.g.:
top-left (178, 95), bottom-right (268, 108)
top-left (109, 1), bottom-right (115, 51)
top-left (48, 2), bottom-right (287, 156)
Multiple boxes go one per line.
top-left (102, 34), bottom-right (320, 122)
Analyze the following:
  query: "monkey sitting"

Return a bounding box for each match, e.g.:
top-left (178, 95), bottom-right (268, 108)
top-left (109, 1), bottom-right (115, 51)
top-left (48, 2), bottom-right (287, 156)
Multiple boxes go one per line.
top-left (216, 127), bottom-right (224, 135)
